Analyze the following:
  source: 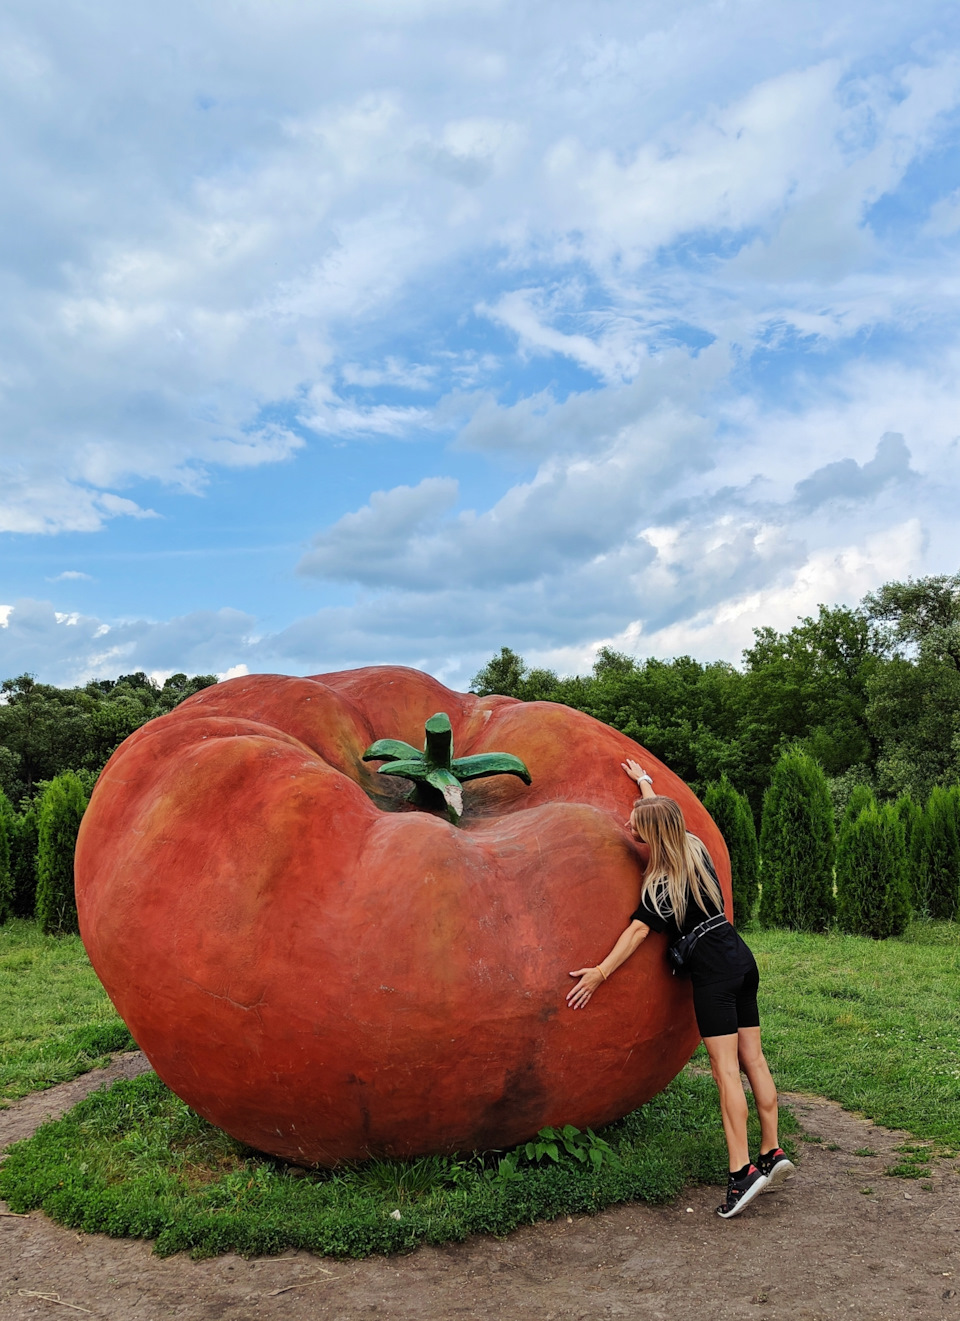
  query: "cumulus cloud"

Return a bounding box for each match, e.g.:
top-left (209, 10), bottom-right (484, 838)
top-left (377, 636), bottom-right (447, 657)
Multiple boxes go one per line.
top-left (0, 599), bottom-right (257, 686)
top-left (2, 0), bottom-right (960, 687)
top-left (297, 394), bottom-right (714, 590)
top-left (298, 477), bottom-right (460, 582)
top-left (793, 433), bottom-right (917, 510)
top-left (2, 1), bottom-right (959, 536)
top-left (611, 519), bottom-right (926, 665)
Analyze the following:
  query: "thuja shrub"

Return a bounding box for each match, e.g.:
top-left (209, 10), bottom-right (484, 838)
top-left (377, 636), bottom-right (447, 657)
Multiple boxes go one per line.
top-left (10, 801), bottom-right (39, 919)
top-left (703, 775), bottom-right (758, 926)
top-left (835, 804), bottom-right (911, 939)
top-left (35, 773), bottom-right (88, 936)
top-left (842, 783), bottom-right (876, 828)
top-left (0, 791), bottom-right (13, 924)
top-left (893, 794), bottom-right (921, 904)
top-left (759, 750), bottom-right (836, 932)
top-left (912, 786), bottom-right (960, 920)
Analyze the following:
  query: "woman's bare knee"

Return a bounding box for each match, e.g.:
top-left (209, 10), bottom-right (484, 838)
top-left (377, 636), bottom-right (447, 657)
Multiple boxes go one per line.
top-left (737, 1027), bottom-right (765, 1069)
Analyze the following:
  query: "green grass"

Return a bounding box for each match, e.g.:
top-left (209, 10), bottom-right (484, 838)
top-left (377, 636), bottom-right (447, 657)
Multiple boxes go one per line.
top-left (0, 919), bottom-right (135, 1103)
top-left (4, 915), bottom-right (959, 1257)
top-left (744, 922), bottom-right (960, 1147)
top-left (0, 1069), bottom-right (797, 1260)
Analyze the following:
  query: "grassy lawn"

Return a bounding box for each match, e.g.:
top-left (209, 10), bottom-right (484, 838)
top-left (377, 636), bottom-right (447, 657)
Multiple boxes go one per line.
top-left (4, 916), bottom-right (958, 1146)
top-left (0, 919), bottom-right (134, 1104)
top-left (0, 1067), bottom-right (789, 1259)
top-left (2, 916), bottom-right (959, 1257)
top-left (745, 922), bottom-right (960, 1149)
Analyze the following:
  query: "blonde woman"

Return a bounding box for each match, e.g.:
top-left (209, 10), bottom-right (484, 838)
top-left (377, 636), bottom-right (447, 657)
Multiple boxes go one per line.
top-left (566, 759), bottom-right (794, 1219)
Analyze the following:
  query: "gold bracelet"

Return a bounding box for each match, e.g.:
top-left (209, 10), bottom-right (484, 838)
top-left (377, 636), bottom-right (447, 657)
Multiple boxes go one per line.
top-left (596, 965), bottom-right (608, 981)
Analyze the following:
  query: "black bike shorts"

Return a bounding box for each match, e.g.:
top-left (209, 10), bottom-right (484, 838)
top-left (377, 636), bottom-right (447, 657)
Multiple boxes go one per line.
top-left (693, 961), bottom-right (760, 1039)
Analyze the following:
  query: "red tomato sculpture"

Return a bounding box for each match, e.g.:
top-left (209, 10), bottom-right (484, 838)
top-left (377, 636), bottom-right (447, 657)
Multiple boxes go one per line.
top-left (76, 666), bottom-right (730, 1166)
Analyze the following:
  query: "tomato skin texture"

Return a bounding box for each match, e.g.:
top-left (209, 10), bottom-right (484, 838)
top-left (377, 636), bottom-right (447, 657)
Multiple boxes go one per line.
top-left (76, 666), bottom-right (730, 1165)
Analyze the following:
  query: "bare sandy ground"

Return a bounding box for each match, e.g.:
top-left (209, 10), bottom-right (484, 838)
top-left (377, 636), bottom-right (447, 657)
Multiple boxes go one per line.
top-left (1, 1056), bottom-right (957, 1321)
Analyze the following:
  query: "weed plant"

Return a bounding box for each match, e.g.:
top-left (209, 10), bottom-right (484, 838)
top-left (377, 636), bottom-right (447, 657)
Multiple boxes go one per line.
top-left (0, 1069), bottom-right (796, 1260)
top-left (0, 919), bottom-right (134, 1102)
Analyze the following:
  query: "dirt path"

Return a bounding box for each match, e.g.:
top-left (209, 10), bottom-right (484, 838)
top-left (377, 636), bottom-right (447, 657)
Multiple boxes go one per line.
top-left (2, 1058), bottom-right (958, 1321)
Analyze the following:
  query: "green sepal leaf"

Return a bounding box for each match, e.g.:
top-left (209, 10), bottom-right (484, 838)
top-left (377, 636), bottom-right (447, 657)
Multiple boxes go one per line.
top-left (377, 758), bottom-right (431, 780)
top-left (424, 768), bottom-right (464, 822)
top-left (450, 753), bottom-right (532, 785)
top-left (361, 739), bottom-right (424, 764)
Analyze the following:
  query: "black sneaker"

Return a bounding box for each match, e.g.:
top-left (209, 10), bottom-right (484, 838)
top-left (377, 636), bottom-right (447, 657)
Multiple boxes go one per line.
top-left (716, 1165), bottom-right (767, 1219)
top-left (756, 1147), bottom-right (796, 1190)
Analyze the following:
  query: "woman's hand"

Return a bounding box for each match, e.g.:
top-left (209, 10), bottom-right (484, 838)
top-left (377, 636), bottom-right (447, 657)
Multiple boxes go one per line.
top-left (623, 758), bottom-right (655, 799)
top-left (566, 966), bottom-right (605, 1009)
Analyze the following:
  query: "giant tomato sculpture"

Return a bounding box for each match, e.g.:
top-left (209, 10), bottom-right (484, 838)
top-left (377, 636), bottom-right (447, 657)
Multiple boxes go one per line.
top-left (76, 667), bottom-right (730, 1166)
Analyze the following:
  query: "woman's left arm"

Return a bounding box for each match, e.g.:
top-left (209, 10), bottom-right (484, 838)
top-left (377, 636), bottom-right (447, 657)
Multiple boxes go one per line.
top-left (566, 919), bottom-right (650, 1009)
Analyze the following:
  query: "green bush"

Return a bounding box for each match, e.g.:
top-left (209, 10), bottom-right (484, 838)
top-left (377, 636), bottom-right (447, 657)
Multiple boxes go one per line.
top-left (759, 750), bottom-right (836, 932)
top-left (0, 791), bottom-right (13, 924)
top-left (835, 803), bottom-right (911, 938)
top-left (893, 794), bottom-right (922, 907)
top-left (702, 774), bottom-right (759, 926)
top-left (35, 773), bottom-right (88, 935)
top-left (842, 783), bottom-right (876, 827)
top-left (10, 801), bottom-right (39, 918)
top-left (912, 786), bottom-right (960, 920)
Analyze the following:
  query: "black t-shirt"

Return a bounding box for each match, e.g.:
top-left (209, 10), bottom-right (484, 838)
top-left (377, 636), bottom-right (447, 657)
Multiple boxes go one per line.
top-left (629, 857), bottom-right (755, 986)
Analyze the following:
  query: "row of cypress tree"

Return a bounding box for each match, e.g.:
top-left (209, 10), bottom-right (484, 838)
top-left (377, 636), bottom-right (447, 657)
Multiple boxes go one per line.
top-left (0, 772), bottom-right (88, 935)
top-left (707, 749), bottom-right (960, 938)
top-left (1, 749), bottom-right (955, 942)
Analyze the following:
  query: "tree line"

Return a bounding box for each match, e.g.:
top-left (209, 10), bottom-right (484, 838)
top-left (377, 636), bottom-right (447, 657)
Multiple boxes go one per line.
top-left (0, 671), bottom-right (216, 933)
top-left (470, 573), bottom-right (960, 938)
top-left (471, 574), bottom-right (960, 816)
top-left (2, 573), bottom-right (959, 938)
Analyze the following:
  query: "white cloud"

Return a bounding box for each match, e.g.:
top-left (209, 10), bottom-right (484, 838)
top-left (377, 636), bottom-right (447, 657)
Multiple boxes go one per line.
top-left (2, 5), bottom-right (958, 538)
top-left (340, 357), bottom-right (436, 390)
top-left (453, 344), bottom-right (729, 457)
top-left (219, 662), bottom-right (249, 681)
top-left (1, 0), bottom-right (960, 692)
top-left (542, 61), bottom-right (848, 269)
top-left (297, 396), bottom-right (713, 590)
top-left (615, 519), bottom-right (926, 663)
top-left (924, 187), bottom-right (960, 237)
top-left (299, 383), bottom-right (433, 439)
top-left (298, 477), bottom-right (460, 582)
top-left (792, 432), bottom-right (918, 510)
top-left (0, 599), bottom-right (257, 686)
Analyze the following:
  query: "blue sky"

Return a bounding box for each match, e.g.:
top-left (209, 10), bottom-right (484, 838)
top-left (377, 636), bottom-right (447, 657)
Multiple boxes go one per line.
top-left (2, 0), bottom-right (960, 687)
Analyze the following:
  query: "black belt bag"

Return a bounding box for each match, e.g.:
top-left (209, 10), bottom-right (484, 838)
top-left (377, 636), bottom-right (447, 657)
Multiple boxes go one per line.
top-left (667, 913), bottom-right (729, 976)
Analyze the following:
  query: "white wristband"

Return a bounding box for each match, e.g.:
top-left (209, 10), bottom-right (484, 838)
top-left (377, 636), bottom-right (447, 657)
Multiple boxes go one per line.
top-left (636, 773), bottom-right (652, 784)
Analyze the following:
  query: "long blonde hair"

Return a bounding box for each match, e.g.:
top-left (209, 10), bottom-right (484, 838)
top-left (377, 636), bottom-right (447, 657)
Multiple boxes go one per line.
top-left (630, 796), bottom-right (723, 925)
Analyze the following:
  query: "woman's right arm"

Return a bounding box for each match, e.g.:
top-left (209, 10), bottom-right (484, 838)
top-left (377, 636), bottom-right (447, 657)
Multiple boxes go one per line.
top-left (622, 758), bottom-right (657, 799)
top-left (566, 919), bottom-right (650, 1009)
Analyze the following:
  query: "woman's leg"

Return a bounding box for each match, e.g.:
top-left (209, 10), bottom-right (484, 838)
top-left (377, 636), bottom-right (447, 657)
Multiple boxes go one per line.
top-left (702, 1032), bottom-right (750, 1171)
top-left (737, 1026), bottom-right (779, 1154)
